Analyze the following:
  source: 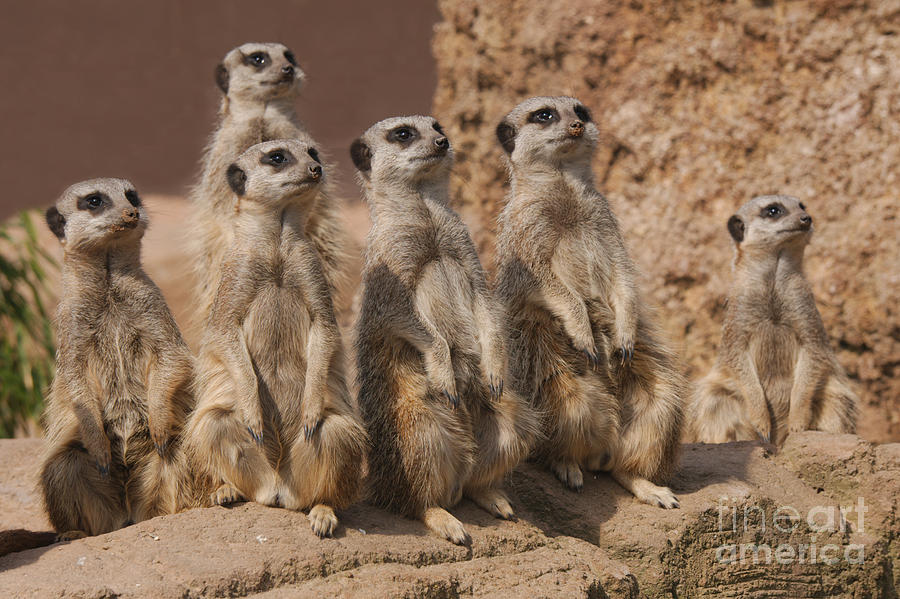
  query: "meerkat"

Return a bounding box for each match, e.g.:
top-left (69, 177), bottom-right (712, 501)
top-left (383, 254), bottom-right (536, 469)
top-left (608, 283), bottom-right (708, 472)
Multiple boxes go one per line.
top-left (189, 42), bottom-right (347, 327)
top-left (39, 179), bottom-right (194, 538)
top-left (686, 196), bottom-right (858, 446)
top-left (185, 139), bottom-right (366, 538)
top-left (494, 96), bottom-right (685, 508)
top-left (350, 116), bottom-right (539, 545)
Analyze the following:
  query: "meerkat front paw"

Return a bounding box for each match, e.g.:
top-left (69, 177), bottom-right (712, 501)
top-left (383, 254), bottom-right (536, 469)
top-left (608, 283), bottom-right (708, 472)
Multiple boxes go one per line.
top-left (300, 404), bottom-right (323, 441)
top-left (148, 418), bottom-right (172, 458)
top-left (613, 330), bottom-right (635, 366)
top-left (85, 439), bottom-right (112, 478)
top-left (467, 487), bottom-right (516, 520)
top-left (56, 530), bottom-right (88, 542)
top-left (243, 408), bottom-right (265, 446)
top-left (308, 504), bottom-right (338, 538)
top-left (211, 483), bottom-right (243, 506)
top-left (423, 507), bottom-right (471, 546)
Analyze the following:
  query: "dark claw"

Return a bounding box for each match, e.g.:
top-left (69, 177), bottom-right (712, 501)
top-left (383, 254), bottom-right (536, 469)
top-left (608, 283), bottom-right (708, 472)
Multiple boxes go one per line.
top-left (304, 420), bottom-right (321, 441)
top-left (657, 500), bottom-right (665, 508)
top-left (96, 461), bottom-right (110, 478)
top-left (756, 429), bottom-right (770, 444)
top-left (673, 501), bottom-right (681, 509)
top-left (489, 376), bottom-right (504, 401)
top-left (247, 426), bottom-right (264, 445)
top-left (619, 344), bottom-right (635, 366)
top-left (443, 390), bottom-right (460, 409)
top-left (581, 349), bottom-right (601, 370)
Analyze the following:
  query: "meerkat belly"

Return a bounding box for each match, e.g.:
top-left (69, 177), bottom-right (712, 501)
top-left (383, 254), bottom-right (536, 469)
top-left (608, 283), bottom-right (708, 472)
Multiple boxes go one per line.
top-left (92, 308), bottom-right (152, 452)
top-left (551, 231), bottom-right (613, 304)
top-left (417, 258), bottom-right (479, 356)
top-left (750, 322), bottom-right (799, 409)
top-left (242, 281), bottom-right (312, 398)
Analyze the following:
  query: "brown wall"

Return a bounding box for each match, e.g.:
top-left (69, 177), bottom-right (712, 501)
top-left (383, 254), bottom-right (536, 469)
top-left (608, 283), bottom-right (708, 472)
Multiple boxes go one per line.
top-left (0, 0), bottom-right (440, 219)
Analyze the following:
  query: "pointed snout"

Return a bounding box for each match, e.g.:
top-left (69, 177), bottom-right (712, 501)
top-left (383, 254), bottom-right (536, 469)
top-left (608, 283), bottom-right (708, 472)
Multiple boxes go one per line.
top-left (568, 121), bottom-right (585, 138)
top-left (434, 136), bottom-right (450, 152)
top-left (308, 163), bottom-right (323, 180)
top-left (799, 214), bottom-right (812, 230)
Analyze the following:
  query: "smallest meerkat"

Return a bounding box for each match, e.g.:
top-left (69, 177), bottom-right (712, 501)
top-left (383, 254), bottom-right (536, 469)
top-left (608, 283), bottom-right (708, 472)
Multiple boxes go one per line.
top-left (40, 179), bottom-right (194, 538)
top-left (687, 195), bottom-right (858, 445)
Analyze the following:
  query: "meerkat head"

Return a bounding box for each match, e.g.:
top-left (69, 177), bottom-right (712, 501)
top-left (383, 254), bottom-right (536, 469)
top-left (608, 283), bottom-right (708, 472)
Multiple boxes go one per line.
top-left (496, 96), bottom-right (598, 169)
top-left (727, 195), bottom-right (813, 253)
top-left (225, 138), bottom-right (324, 211)
top-left (215, 42), bottom-right (305, 102)
top-left (45, 178), bottom-right (146, 251)
top-left (349, 115), bottom-right (452, 187)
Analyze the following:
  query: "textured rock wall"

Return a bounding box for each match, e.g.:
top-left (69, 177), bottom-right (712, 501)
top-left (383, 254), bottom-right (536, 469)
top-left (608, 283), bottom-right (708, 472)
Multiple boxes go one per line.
top-left (432, 0), bottom-right (900, 441)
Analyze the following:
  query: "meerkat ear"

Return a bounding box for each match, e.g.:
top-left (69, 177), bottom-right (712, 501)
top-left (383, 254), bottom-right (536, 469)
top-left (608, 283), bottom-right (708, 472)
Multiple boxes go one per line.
top-left (226, 164), bottom-right (246, 196)
top-left (727, 215), bottom-right (745, 243)
top-left (350, 138), bottom-right (372, 172)
top-left (215, 63), bottom-right (229, 94)
top-left (45, 206), bottom-right (66, 240)
top-left (496, 120), bottom-right (516, 154)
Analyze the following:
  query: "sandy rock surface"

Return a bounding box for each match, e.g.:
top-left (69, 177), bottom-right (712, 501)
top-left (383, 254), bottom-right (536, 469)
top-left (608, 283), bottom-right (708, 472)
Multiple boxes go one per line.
top-left (431, 0), bottom-right (899, 442)
top-left (1, 433), bottom-right (897, 597)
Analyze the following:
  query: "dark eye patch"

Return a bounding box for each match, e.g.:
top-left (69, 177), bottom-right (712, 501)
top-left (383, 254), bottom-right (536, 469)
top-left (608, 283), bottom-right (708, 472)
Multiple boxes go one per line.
top-left (307, 148), bottom-right (321, 163)
top-left (573, 104), bottom-right (592, 123)
top-left (124, 189), bottom-right (141, 208)
top-left (528, 107), bottom-right (559, 125)
top-left (761, 203), bottom-right (785, 219)
top-left (432, 122), bottom-right (445, 135)
top-left (260, 149), bottom-right (296, 169)
top-left (387, 126), bottom-right (419, 144)
top-left (244, 51), bottom-right (270, 69)
top-left (77, 192), bottom-right (110, 213)
top-left (799, 202), bottom-right (806, 211)
top-left (284, 50), bottom-right (297, 66)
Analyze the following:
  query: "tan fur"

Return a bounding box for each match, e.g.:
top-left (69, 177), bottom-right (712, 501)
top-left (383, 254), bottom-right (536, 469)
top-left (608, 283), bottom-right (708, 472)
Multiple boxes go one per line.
top-left (495, 97), bottom-right (685, 508)
top-left (39, 179), bottom-right (194, 538)
top-left (184, 139), bottom-right (366, 538)
top-left (189, 42), bottom-right (347, 332)
top-left (351, 116), bottom-right (539, 544)
top-left (686, 195), bottom-right (858, 446)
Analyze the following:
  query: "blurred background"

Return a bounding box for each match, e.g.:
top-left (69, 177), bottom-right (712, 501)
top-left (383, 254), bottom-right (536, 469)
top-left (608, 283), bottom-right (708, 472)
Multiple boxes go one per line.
top-left (0, 0), bottom-right (897, 442)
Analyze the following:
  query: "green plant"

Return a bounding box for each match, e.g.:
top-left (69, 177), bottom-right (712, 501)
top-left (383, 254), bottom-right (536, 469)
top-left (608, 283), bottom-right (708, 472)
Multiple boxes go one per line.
top-left (0, 211), bottom-right (56, 437)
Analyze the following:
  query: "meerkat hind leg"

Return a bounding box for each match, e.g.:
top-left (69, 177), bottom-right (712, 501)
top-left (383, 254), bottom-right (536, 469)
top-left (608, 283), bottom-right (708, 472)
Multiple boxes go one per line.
top-left (422, 507), bottom-right (471, 545)
top-left (308, 504), bottom-right (338, 538)
top-left (612, 470), bottom-right (679, 509)
top-left (466, 486), bottom-right (515, 520)
top-left (550, 460), bottom-right (584, 492)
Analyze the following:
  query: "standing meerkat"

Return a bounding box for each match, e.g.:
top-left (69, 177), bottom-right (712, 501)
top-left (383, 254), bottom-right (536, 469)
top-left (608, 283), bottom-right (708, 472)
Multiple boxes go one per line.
top-left (686, 196), bottom-right (858, 445)
top-left (494, 96), bottom-right (685, 508)
top-left (351, 116), bottom-right (538, 545)
top-left (190, 42), bottom-right (347, 327)
top-left (40, 179), bottom-right (193, 538)
top-left (185, 139), bottom-right (366, 538)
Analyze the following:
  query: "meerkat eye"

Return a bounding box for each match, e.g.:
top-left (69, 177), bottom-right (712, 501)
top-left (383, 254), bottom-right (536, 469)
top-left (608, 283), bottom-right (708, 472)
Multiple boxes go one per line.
top-left (269, 152), bottom-right (285, 164)
top-left (284, 51), bottom-right (297, 66)
top-left (124, 189), bottom-right (141, 208)
top-left (307, 148), bottom-right (321, 163)
top-left (245, 52), bottom-right (269, 68)
top-left (388, 127), bottom-right (418, 144)
top-left (528, 108), bottom-right (557, 124)
top-left (78, 193), bottom-right (107, 211)
top-left (432, 122), bottom-right (445, 135)
top-left (762, 204), bottom-right (784, 218)
top-left (573, 105), bottom-right (592, 123)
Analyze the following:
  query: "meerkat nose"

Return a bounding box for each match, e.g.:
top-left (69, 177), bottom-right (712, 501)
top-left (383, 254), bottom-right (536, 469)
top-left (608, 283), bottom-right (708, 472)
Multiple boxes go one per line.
top-left (434, 137), bottom-right (449, 150)
top-left (799, 214), bottom-right (812, 229)
top-left (568, 121), bottom-right (584, 137)
top-left (308, 164), bottom-right (322, 179)
top-left (282, 65), bottom-right (294, 76)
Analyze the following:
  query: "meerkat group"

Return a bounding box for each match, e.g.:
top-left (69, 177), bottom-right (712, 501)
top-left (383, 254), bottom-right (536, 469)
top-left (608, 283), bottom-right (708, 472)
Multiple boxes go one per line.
top-left (35, 43), bottom-right (858, 546)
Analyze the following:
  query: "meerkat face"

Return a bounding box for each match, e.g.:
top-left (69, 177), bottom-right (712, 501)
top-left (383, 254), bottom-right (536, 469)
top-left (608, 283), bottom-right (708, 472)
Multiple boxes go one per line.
top-left (349, 115), bottom-right (452, 185)
top-left (727, 195), bottom-right (813, 251)
top-left (225, 138), bottom-right (324, 209)
top-left (496, 96), bottom-right (599, 166)
top-left (45, 178), bottom-right (147, 250)
top-left (215, 42), bottom-right (305, 101)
